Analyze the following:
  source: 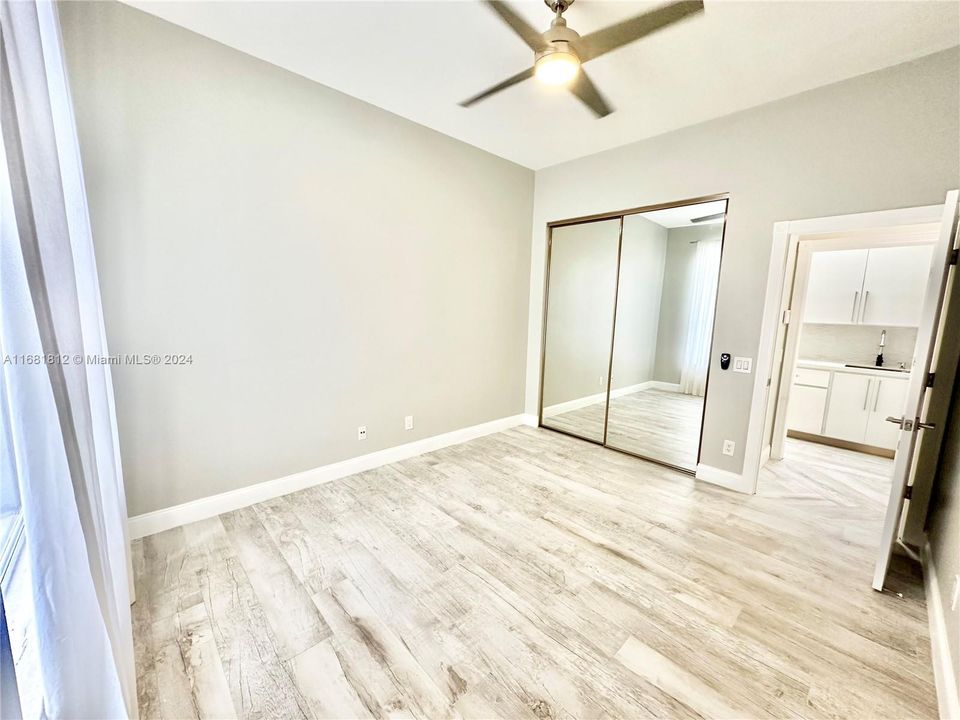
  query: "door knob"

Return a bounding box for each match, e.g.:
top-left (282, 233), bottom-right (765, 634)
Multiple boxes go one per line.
top-left (885, 416), bottom-right (935, 431)
top-left (885, 416), bottom-right (913, 430)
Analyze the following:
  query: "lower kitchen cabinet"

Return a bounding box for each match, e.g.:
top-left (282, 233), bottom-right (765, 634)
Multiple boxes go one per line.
top-left (786, 384), bottom-right (828, 434)
top-left (864, 377), bottom-right (909, 448)
top-left (824, 373), bottom-right (873, 443)
top-left (789, 366), bottom-right (909, 451)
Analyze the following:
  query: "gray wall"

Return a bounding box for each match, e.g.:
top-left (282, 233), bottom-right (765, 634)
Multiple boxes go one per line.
top-left (927, 356), bottom-right (960, 695)
top-left (652, 224), bottom-right (722, 384)
top-left (58, 1), bottom-right (534, 517)
top-left (541, 219), bottom-right (621, 408)
top-left (525, 47), bottom-right (960, 474)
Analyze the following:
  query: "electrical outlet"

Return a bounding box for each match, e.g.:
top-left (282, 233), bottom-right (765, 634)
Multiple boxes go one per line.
top-left (357, 425), bottom-right (367, 441)
top-left (404, 415), bottom-right (414, 431)
top-left (733, 357), bottom-right (753, 374)
top-left (722, 439), bottom-right (736, 456)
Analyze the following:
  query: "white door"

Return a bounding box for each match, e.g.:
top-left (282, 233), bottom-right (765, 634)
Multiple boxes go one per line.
top-left (864, 376), bottom-right (909, 449)
top-left (824, 372), bottom-right (872, 442)
top-left (860, 245), bottom-right (935, 326)
top-left (874, 190), bottom-right (959, 590)
top-left (803, 249), bottom-right (868, 324)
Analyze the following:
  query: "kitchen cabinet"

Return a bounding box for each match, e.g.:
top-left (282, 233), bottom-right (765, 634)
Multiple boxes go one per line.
top-left (824, 372), bottom-right (873, 442)
top-left (863, 376), bottom-right (909, 448)
top-left (787, 385), bottom-right (828, 434)
top-left (804, 249), bottom-right (868, 324)
top-left (803, 244), bottom-right (932, 327)
top-left (860, 245), bottom-right (934, 327)
top-left (789, 364), bottom-right (909, 451)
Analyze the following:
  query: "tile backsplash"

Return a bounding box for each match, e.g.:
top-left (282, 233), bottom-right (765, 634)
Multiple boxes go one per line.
top-left (799, 323), bottom-right (917, 368)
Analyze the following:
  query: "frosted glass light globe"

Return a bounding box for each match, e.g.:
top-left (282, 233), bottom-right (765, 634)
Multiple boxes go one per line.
top-left (535, 51), bottom-right (580, 85)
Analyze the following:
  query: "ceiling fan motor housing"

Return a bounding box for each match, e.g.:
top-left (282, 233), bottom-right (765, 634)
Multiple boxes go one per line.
top-left (537, 17), bottom-right (582, 64)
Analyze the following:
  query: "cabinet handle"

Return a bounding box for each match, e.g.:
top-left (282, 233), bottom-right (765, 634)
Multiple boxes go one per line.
top-left (863, 379), bottom-right (871, 410)
top-left (861, 290), bottom-right (870, 323)
top-left (873, 380), bottom-right (881, 411)
top-left (851, 291), bottom-right (859, 322)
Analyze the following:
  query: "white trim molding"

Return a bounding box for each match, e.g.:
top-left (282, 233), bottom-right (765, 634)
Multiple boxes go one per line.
top-left (923, 541), bottom-right (960, 720)
top-left (128, 413), bottom-right (531, 539)
top-left (743, 203), bottom-right (947, 495)
top-left (695, 463), bottom-right (755, 494)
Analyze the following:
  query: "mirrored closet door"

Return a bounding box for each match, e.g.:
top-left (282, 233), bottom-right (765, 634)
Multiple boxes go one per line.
top-left (539, 197), bottom-right (727, 472)
top-left (540, 218), bottom-right (621, 443)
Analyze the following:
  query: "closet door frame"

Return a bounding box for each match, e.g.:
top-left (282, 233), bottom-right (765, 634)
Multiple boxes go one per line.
top-left (538, 215), bottom-right (623, 445)
top-left (538, 192), bottom-right (729, 475)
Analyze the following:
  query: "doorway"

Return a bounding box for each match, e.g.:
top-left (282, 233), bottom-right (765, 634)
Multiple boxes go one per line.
top-left (767, 229), bottom-right (938, 463)
top-left (753, 193), bottom-right (959, 591)
top-left (539, 195), bottom-right (727, 473)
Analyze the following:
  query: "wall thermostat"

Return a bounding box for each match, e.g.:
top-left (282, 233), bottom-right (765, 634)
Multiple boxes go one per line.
top-left (720, 353), bottom-right (731, 370)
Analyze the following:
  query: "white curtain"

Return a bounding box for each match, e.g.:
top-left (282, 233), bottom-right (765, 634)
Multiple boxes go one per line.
top-left (1, 2), bottom-right (136, 717)
top-left (678, 237), bottom-right (721, 397)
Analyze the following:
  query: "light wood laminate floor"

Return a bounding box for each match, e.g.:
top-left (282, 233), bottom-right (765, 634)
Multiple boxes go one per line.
top-left (133, 430), bottom-right (935, 719)
top-left (544, 388), bottom-right (703, 469)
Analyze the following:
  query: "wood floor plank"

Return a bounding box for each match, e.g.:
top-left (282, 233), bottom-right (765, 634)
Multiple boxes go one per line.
top-left (133, 432), bottom-right (937, 719)
top-left (221, 506), bottom-right (330, 660)
top-left (288, 639), bottom-right (374, 720)
top-left (615, 635), bottom-right (740, 719)
top-left (175, 603), bottom-right (237, 720)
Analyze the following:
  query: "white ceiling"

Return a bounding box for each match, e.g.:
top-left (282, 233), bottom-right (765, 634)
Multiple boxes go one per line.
top-left (641, 199), bottom-right (726, 228)
top-left (126, 0), bottom-right (959, 169)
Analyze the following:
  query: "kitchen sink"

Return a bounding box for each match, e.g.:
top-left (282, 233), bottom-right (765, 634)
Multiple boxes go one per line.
top-left (844, 363), bottom-right (910, 373)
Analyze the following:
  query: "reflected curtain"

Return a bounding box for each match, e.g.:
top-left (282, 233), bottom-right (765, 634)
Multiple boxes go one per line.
top-left (1, 1), bottom-right (136, 717)
top-left (678, 237), bottom-right (721, 397)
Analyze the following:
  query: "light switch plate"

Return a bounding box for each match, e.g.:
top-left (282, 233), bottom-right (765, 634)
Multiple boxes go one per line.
top-left (733, 356), bottom-right (753, 374)
top-left (404, 415), bottom-right (414, 431)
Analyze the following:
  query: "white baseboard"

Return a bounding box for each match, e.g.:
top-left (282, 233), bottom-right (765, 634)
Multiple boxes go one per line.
top-left (695, 463), bottom-right (755, 494)
top-left (542, 380), bottom-right (677, 418)
top-left (922, 541), bottom-right (960, 720)
top-left (128, 413), bottom-right (531, 539)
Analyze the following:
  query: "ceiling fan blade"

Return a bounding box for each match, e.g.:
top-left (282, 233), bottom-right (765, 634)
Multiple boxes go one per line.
top-left (578, 0), bottom-right (704, 62)
top-left (483, 0), bottom-right (548, 52)
top-left (568, 70), bottom-right (613, 118)
top-left (459, 67), bottom-right (536, 108)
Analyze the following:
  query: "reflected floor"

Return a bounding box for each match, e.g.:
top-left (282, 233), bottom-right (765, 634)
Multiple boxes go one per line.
top-left (544, 388), bottom-right (703, 470)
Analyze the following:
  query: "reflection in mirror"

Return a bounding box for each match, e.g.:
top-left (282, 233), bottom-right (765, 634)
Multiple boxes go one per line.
top-left (606, 201), bottom-right (725, 470)
top-left (541, 219), bottom-right (620, 443)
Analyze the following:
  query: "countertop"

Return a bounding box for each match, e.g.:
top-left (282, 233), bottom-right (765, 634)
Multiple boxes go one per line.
top-left (797, 358), bottom-right (912, 377)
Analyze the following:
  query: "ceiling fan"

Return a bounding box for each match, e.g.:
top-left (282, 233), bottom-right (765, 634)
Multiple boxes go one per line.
top-left (460, 0), bottom-right (704, 118)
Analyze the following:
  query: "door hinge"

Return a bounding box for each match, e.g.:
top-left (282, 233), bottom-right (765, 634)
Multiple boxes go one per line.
top-left (951, 248), bottom-right (958, 266)
top-left (904, 485), bottom-right (913, 500)
top-left (926, 372), bottom-right (936, 388)
top-left (782, 309), bottom-right (791, 325)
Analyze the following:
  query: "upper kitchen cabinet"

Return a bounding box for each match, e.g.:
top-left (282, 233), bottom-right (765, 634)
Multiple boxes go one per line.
top-left (803, 243), bottom-right (933, 327)
top-left (859, 244), bottom-right (934, 327)
top-left (804, 249), bottom-right (868, 324)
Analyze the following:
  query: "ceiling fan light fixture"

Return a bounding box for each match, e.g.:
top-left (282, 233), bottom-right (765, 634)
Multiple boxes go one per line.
top-left (534, 46), bottom-right (580, 85)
